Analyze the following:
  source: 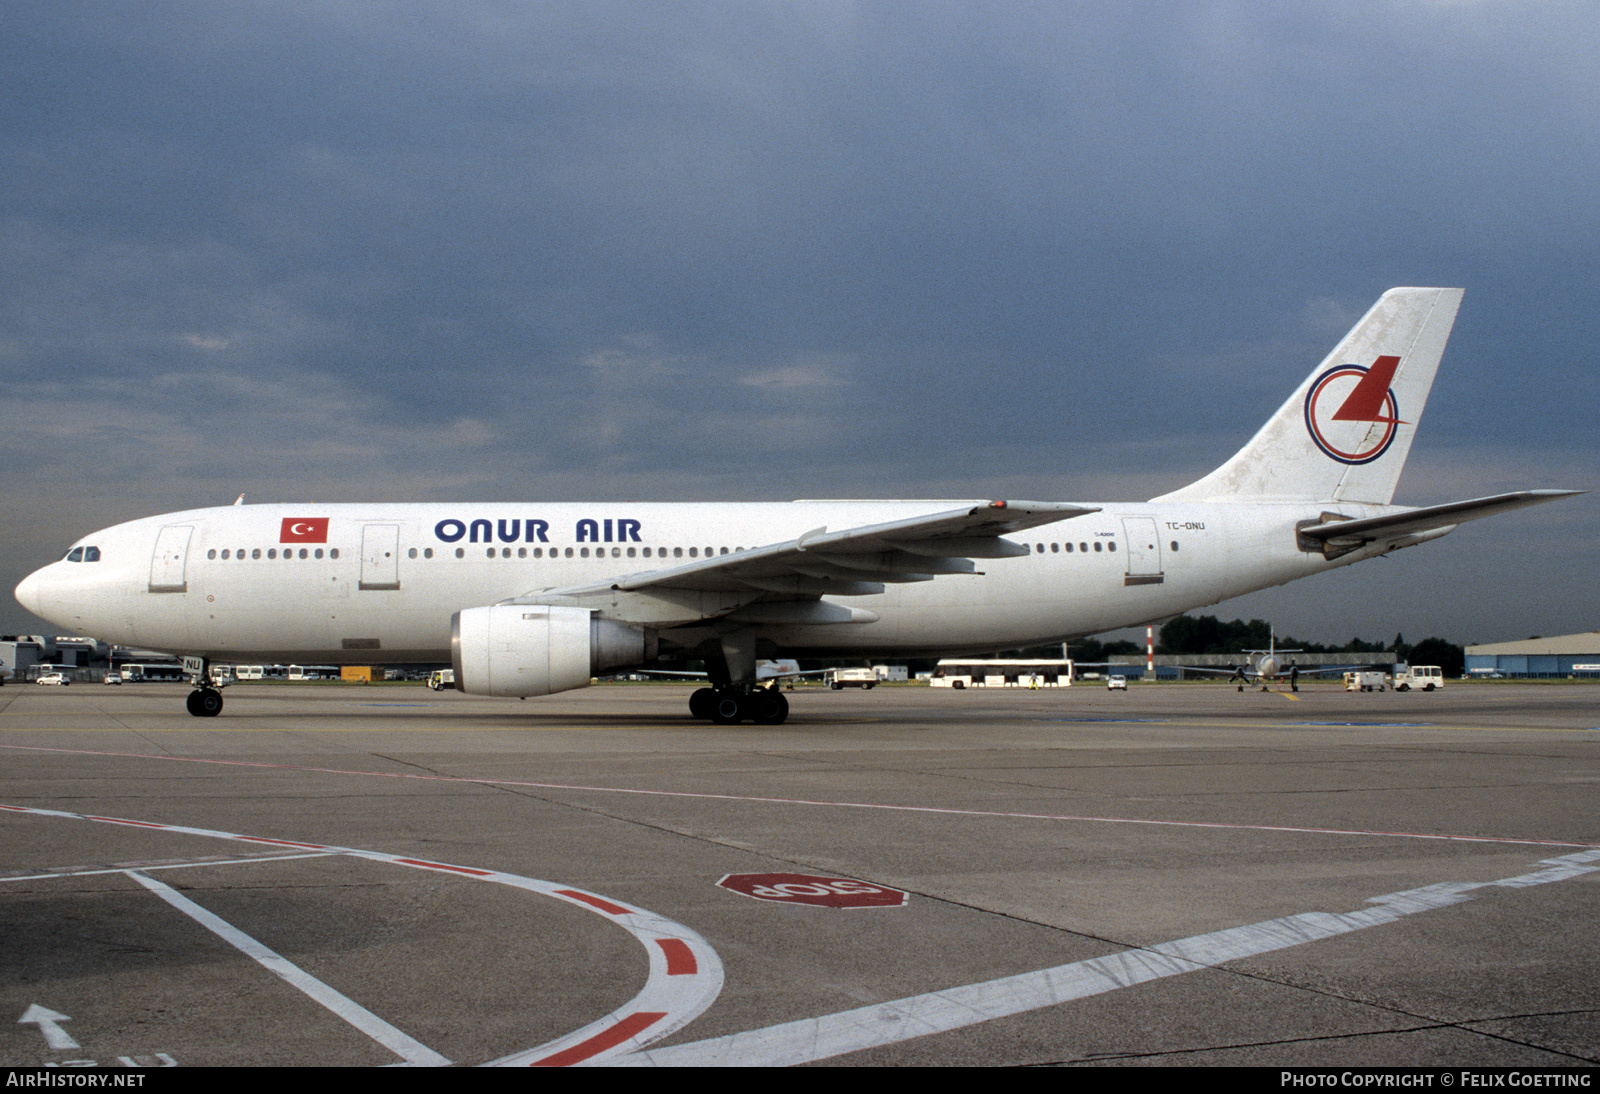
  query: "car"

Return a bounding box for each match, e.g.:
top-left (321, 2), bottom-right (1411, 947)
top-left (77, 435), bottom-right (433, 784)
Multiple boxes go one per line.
top-left (103, 671), bottom-right (122, 685)
top-left (35, 672), bottom-right (70, 686)
top-left (1106, 675), bottom-right (1127, 690)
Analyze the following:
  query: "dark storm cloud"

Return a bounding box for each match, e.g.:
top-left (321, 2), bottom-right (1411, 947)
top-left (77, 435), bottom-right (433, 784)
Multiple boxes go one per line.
top-left (2, 1), bottom-right (1596, 639)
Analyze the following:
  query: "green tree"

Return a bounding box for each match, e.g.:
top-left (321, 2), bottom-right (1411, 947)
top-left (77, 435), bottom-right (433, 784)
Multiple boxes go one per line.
top-left (1405, 637), bottom-right (1464, 677)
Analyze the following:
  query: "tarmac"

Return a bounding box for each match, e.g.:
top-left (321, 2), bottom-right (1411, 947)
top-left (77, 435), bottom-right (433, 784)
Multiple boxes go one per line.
top-left (1, 679), bottom-right (1596, 1067)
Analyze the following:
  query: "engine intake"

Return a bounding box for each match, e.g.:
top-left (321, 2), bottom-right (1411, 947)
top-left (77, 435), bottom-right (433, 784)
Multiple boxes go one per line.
top-left (451, 605), bottom-right (654, 697)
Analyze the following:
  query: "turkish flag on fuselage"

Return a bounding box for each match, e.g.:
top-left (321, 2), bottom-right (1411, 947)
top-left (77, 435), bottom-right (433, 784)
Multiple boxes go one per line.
top-left (280, 517), bottom-right (330, 543)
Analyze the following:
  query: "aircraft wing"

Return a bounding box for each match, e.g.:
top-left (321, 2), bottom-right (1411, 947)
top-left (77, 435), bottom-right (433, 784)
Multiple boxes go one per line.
top-left (510, 500), bottom-right (1098, 627)
top-left (1300, 490), bottom-right (1582, 551)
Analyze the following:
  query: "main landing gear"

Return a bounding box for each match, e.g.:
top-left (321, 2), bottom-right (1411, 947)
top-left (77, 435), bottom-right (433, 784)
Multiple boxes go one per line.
top-left (185, 687), bottom-right (224, 717)
top-left (689, 685), bottom-right (789, 725)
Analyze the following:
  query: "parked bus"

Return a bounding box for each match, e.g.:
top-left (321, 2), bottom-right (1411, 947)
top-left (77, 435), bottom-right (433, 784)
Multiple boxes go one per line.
top-left (930, 659), bottom-right (1073, 689)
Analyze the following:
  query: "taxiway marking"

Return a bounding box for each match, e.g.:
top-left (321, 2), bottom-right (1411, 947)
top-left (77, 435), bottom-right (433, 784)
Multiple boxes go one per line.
top-left (127, 870), bottom-right (451, 1067)
top-left (18, 1005), bottom-right (79, 1051)
top-left (1, 802), bottom-right (725, 1067)
top-left (611, 848), bottom-right (1600, 1067)
top-left (2, 747), bottom-right (1593, 851)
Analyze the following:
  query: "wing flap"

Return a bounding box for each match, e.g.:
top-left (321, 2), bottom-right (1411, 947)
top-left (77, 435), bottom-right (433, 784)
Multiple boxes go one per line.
top-left (522, 500), bottom-right (1097, 624)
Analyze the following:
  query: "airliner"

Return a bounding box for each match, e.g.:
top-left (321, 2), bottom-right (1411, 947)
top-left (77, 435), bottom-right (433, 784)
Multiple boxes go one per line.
top-left (13, 288), bottom-right (1580, 723)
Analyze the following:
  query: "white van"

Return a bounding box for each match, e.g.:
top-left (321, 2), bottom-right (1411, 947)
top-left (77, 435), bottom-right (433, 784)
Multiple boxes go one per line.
top-left (1394, 665), bottom-right (1445, 692)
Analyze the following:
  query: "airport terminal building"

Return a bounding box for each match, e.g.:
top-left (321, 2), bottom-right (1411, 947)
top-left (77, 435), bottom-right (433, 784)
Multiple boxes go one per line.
top-left (1464, 632), bottom-right (1600, 678)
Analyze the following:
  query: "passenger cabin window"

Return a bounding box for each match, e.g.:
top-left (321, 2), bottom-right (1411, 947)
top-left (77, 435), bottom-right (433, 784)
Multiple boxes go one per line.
top-left (1093, 542), bottom-right (1102, 552)
top-left (207, 549), bottom-right (217, 560)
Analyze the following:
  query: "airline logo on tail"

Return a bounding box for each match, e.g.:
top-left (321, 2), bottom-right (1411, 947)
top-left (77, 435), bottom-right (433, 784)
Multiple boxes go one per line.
top-left (1303, 354), bottom-right (1406, 464)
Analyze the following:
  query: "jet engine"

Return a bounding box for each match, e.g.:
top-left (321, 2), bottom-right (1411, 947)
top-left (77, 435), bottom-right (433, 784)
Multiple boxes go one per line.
top-left (451, 605), bottom-right (654, 697)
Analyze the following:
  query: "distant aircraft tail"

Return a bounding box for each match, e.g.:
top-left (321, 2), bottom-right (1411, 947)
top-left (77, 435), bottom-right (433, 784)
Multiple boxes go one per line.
top-left (1154, 287), bottom-right (1464, 505)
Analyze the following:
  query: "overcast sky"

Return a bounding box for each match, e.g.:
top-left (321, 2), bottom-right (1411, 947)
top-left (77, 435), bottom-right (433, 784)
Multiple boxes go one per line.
top-left (2, 1), bottom-right (1595, 645)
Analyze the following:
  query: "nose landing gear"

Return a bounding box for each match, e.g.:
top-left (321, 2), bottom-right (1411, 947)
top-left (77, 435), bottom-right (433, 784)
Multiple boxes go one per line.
top-left (185, 688), bottom-right (224, 717)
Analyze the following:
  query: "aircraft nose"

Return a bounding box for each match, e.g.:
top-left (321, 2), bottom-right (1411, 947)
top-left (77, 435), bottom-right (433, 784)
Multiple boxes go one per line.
top-left (14, 567), bottom-right (47, 617)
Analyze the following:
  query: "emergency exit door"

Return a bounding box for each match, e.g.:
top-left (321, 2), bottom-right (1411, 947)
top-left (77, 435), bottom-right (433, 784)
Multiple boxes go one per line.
top-left (359, 525), bottom-right (400, 590)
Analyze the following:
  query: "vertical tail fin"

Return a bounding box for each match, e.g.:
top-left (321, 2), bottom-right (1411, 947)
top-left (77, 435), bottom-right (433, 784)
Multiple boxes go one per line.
top-left (1154, 287), bottom-right (1464, 505)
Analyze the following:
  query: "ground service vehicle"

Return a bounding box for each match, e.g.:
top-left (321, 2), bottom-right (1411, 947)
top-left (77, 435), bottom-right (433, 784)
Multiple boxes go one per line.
top-left (1345, 671), bottom-right (1387, 692)
top-left (1394, 665), bottom-right (1445, 691)
top-left (826, 668), bottom-right (877, 690)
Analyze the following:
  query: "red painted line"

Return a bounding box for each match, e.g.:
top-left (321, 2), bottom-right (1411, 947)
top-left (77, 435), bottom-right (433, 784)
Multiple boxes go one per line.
top-left (87, 816), bottom-right (166, 828)
top-left (532, 1011), bottom-right (666, 1067)
top-left (0, 805), bottom-right (28, 812)
top-left (656, 938), bottom-right (697, 976)
top-left (395, 858), bottom-right (493, 877)
top-left (4, 743), bottom-right (1596, 850)
top-left (238, 836), bottom-right (329, 850)
top-left (556, 889), bottom-right (630, 915)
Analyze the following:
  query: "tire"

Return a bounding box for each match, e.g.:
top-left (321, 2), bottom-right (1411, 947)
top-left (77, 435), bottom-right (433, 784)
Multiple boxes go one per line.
top-left (688, 687), bottom-right (717, 720)
top-left (1424, 683), bottom-right (1435, 692)
top-left (750, 689), bottom-right (789, 725)
top-left (830, 682), bottom-right (842, 690)
top-left (185, 689), bottom-right (223, 717)
top-left (711, 691), bottom-right (746, 725)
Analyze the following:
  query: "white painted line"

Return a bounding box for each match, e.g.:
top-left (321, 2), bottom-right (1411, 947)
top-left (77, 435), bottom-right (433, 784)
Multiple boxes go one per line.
top-left (126, 870), bottom-right (452, 1067)
top-left (0, 852), bottom-right (337, 883)
top-left (609, 849), bottom-right (1600, 1067)
top-left (4, 747), bottom-right (1594, 850)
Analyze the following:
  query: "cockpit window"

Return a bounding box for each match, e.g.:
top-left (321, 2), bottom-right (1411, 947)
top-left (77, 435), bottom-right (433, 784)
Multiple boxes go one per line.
top-left (65, 547), bottom-right (83, 562)
top-left (83, 546), bottom-right (100, 562)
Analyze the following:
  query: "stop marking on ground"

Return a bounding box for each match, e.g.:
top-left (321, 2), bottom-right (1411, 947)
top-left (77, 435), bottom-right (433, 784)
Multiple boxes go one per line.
top-left (717, 873), bottom-right (909, 909)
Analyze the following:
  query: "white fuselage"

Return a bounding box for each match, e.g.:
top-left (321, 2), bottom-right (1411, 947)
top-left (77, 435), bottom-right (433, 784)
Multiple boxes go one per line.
top-left (17, 499), bottom-right (1395, 664)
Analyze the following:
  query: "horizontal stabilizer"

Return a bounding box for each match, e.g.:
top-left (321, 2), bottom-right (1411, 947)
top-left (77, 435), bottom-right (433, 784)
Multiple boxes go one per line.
top-left (1299, 490), bottom-right (1584, 547)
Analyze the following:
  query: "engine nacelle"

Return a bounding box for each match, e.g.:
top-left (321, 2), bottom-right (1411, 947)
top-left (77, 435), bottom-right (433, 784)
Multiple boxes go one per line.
top-left (451, 605), bottom-right (654, 697)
